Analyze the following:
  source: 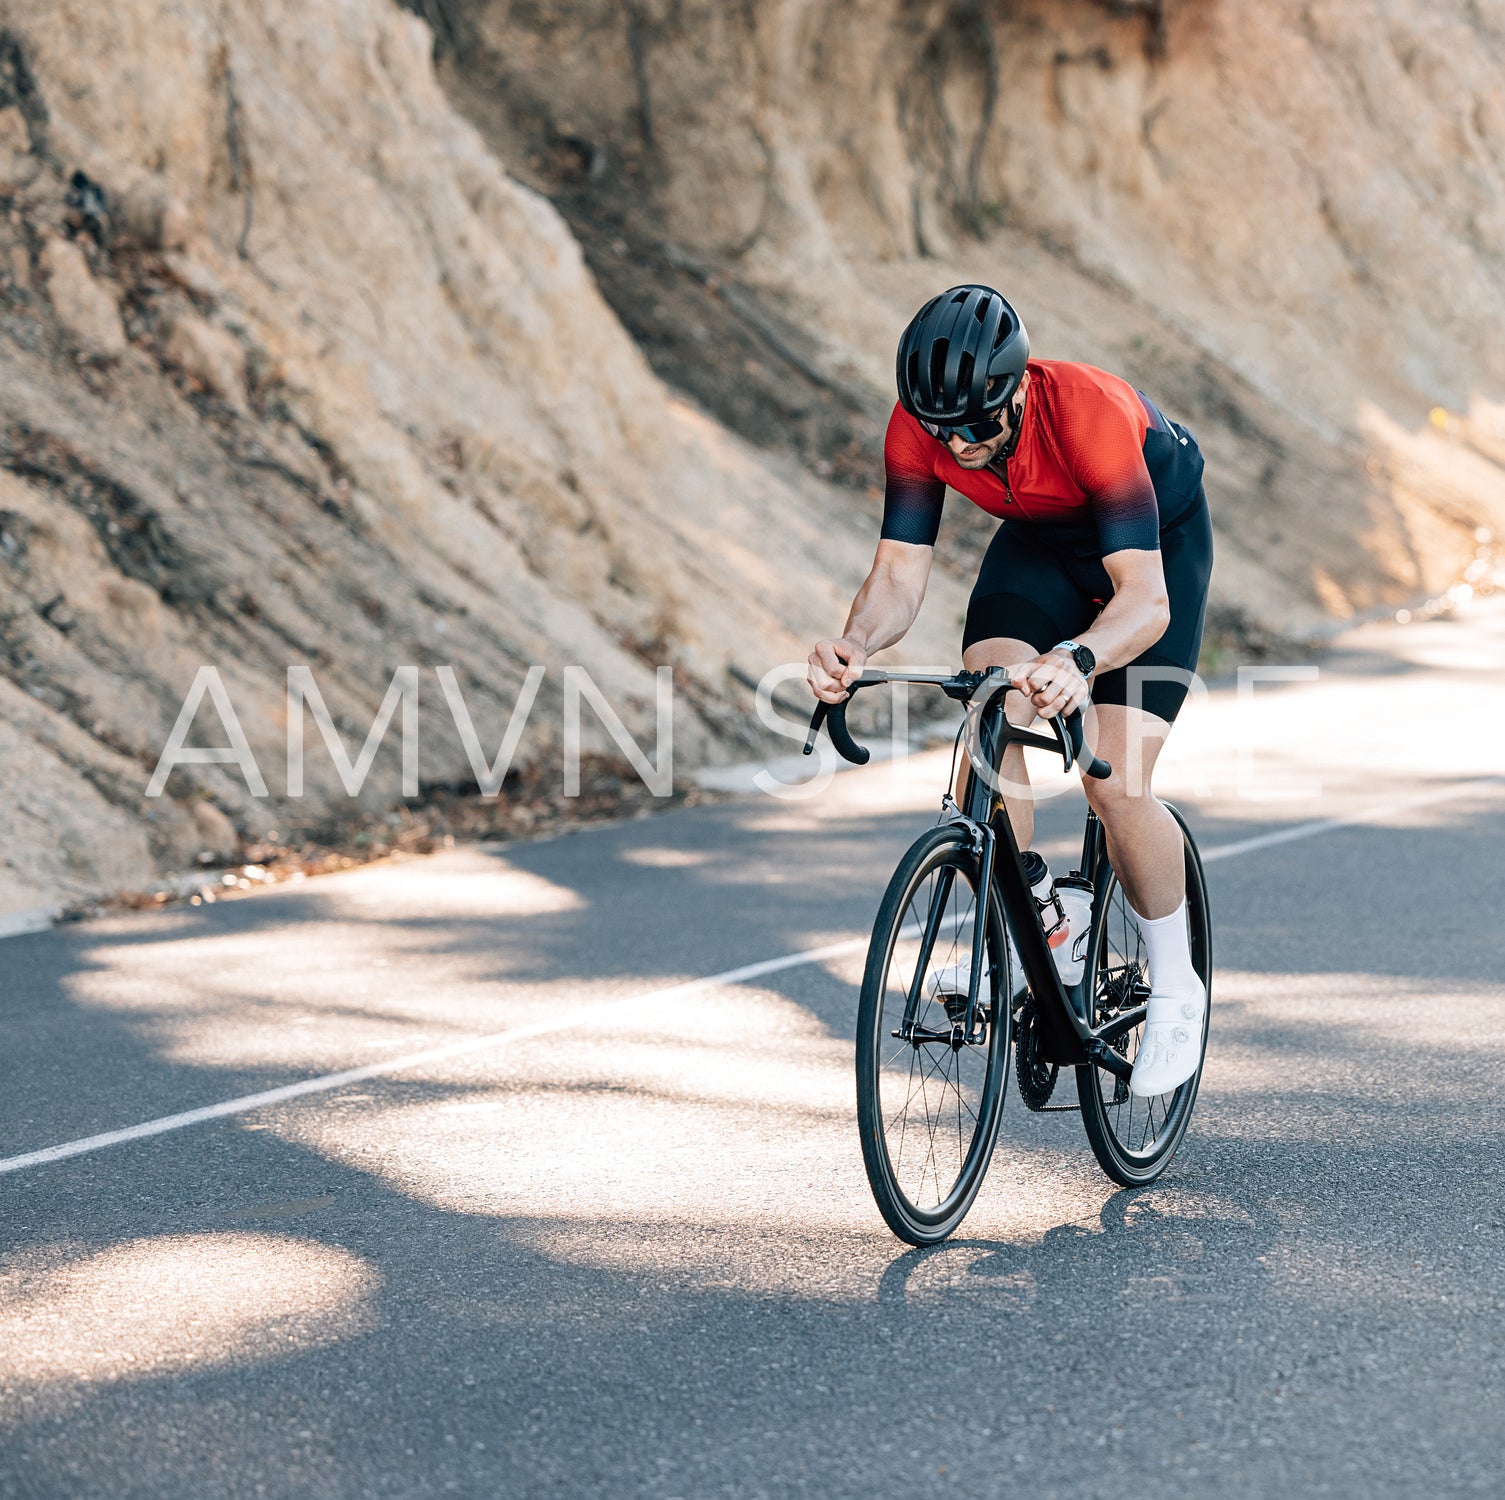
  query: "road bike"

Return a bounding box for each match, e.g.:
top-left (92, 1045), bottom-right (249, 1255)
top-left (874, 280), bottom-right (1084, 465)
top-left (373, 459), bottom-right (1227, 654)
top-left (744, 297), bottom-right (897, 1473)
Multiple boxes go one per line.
top-left (805, 668), bottom-right (1211, 1245)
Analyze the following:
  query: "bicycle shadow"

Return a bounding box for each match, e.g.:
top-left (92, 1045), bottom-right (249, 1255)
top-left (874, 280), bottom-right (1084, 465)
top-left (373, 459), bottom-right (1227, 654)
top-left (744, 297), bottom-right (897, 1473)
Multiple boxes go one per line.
top-left (873, 1184), bottom-right (1276, 1313)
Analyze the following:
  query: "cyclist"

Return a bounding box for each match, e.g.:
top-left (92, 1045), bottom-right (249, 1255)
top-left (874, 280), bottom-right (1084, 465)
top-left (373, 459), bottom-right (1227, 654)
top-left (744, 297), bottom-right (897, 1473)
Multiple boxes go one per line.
top-left (808, 284), bottom-right (1212, 1096)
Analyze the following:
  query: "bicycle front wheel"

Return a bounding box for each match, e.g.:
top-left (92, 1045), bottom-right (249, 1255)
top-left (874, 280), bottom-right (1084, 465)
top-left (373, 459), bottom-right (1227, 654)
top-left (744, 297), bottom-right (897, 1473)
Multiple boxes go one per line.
top-left (855, 825), bottom-right (1012, 1244)
top-left (1076, 805), bottom-right (1212, 1186)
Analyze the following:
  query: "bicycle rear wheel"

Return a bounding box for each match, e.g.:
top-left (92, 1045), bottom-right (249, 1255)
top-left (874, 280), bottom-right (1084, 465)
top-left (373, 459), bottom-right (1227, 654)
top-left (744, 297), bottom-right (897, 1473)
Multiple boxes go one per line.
top-left (855, 825), bottom-right (1012, 1244)
top-left (1076, 806), bottom-right (1211, 1186)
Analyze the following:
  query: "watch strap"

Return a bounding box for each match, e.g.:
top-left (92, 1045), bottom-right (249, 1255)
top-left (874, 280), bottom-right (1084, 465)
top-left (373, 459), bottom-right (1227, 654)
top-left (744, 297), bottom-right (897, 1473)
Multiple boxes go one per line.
top-left (1053, 640), bottom-right (1095, 677)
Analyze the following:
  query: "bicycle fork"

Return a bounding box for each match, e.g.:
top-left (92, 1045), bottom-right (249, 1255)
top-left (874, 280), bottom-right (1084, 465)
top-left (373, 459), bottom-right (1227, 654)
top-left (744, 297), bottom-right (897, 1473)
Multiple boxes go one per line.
top-left (895, 814), bottom-right (994, 1048)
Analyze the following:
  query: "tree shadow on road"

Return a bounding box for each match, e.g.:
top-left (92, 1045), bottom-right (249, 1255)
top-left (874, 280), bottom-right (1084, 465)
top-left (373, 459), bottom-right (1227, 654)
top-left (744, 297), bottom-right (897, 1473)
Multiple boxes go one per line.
top-left (5, 781), bottom-right (1505, 1496)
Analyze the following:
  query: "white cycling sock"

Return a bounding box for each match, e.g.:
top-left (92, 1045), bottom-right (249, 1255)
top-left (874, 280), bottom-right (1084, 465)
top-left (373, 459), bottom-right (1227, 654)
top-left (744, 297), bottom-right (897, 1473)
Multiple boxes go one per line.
top-left (1130, 899), bottom-right (1203, 1010)
top-left (1128, 898), bottom-right (1205, 1097)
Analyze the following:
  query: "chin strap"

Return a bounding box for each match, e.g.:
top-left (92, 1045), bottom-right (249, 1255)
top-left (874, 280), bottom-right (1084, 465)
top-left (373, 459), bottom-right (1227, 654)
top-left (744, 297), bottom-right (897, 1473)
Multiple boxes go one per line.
top-left (996, 389), bottom-right (1028, 459)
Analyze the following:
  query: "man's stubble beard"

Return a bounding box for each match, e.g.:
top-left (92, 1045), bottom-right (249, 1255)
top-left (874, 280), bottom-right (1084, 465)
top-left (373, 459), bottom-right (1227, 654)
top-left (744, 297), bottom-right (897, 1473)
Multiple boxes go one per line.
top-left (946, 389), bottom-right (1026, 469)
top-left (954, 437), bottom-right (1008, 470)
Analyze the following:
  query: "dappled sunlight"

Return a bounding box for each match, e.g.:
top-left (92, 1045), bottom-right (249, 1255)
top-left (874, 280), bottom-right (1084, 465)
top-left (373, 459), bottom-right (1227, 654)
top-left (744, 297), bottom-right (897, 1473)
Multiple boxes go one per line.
top-left (1158, 608), bottom-right (1505, 802)
top-left (63, 918), bottom-right (524, 1072)
top-left (16, 602), bottom-right (1505, 1347)
top-left (884, 1188), bottom-right (1261, 1309)
top-left (59, 851), bottom-right (616, 1075)
top-left (816, 947), bottom-right (868, 989)
top-left (1200, 970), bottom-right (1505, 1121)
top-left (245, 975), bottom-right (1193, 1300)
top-left (278, 1078), bottom-right (908, 1297)
top-left (58, 966), bottom-right (658, 1074)
top-left (890, 1243), bottom-right (1041, 1309)
top-left (267, 983), bottom-right (865, 1222)
top-left (0, 1234), bottom-right (379, 1392)
top-left (316, 851), bottom-right (586, 919)
top-left (734, 740), bottom-right (1081, 833)
top-left (735, 603), bottom-right (1505, 835)
top-left (510, 1173), bottom-right (1270, 1305)
top-left (618, 846), bottom-right (710, 868)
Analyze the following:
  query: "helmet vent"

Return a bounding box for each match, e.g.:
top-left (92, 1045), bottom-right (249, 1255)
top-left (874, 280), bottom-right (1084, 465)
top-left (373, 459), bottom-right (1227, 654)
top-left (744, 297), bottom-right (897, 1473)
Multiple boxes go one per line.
top-left (927, 340), bottom-right (950, 401)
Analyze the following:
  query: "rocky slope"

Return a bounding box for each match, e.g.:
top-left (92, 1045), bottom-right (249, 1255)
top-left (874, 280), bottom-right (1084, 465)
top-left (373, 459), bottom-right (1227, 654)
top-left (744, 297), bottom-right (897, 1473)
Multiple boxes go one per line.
top-left (2, 0), bottom-right (1503, 913)
top-left (435, 0), bottom-right (1505, 625)
top-left (0, 0), bottom-right (961, 913)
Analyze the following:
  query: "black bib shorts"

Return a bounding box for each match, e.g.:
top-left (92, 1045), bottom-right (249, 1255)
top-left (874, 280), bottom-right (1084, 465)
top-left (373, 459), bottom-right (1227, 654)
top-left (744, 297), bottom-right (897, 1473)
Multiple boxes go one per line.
top-left (961, 423), bottom-right (1214, 724)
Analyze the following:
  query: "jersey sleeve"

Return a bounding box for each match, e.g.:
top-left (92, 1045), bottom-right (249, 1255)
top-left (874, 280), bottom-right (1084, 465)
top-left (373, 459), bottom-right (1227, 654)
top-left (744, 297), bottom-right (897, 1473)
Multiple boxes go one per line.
top-left (1055, 391), bottom-right (1161, 554)
top-left (880, 404), bottom-right (946, 547)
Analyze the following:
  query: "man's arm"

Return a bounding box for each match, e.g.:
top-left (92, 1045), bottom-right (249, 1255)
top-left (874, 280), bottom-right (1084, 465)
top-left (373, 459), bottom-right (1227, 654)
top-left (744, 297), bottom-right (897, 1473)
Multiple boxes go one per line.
top-left (808, 540), bottom-right (934, 703)
top-left (1014, 547), bottom-right (1170, 719)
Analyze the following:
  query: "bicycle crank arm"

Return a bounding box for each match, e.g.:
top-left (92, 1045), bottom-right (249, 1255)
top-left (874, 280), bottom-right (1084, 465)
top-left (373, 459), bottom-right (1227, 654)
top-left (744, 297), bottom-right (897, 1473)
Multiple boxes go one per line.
top-left (1085, 1036), bottom-right (1134, 1081)
top-left (1094, 1004), bottom-right (1149, 1045)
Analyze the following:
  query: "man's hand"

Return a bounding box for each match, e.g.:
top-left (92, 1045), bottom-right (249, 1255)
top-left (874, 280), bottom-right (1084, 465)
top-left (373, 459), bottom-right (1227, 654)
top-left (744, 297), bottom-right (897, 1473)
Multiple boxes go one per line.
top-left (808, 637), bottom-right (868, 703)
top-left (1011, 649), bottom-right (1089, 719)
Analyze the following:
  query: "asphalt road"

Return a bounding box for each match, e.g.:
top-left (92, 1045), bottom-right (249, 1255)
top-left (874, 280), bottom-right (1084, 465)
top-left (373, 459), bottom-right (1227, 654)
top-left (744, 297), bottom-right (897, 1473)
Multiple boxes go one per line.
top-left (3, 604), bottom-right (1505, 1498)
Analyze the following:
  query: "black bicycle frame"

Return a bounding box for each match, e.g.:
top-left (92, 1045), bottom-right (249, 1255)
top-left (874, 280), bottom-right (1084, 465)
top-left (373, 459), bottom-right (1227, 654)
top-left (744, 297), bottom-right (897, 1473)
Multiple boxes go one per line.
top-left (959, 691), bottom-right (1071, 1065)
top-left (806, 669), bottom-right (1140, 1078)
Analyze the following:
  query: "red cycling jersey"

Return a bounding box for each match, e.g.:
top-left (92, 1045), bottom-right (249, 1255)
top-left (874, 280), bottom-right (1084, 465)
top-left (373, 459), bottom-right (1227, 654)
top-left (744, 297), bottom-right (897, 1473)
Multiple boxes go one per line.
top-left (881, 359), bottom-right (1171, 555)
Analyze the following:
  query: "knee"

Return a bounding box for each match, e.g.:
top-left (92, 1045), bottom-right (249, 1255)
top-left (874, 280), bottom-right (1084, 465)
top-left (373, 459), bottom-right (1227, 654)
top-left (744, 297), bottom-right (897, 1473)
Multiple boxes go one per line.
top-left (961, 641), bottom-right (1038, 728)
top-left (1081, 763), bottom-right (1138, 820)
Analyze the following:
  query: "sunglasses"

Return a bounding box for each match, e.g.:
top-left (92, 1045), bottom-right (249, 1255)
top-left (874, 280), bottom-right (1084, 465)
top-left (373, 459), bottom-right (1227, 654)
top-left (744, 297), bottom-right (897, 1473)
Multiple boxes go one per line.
top-left (920, 416), bottom-right (1007, 445)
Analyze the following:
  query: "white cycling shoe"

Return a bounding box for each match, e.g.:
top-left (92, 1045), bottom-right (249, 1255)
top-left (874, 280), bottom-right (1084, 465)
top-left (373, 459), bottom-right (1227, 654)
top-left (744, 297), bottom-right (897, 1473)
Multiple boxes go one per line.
top-left (925, 934), bottom-right (1024, 1004)
top-left (1128, 982), bottom-right (1206, 1097)
top-left (925, 958), bottom-right (989, 1004)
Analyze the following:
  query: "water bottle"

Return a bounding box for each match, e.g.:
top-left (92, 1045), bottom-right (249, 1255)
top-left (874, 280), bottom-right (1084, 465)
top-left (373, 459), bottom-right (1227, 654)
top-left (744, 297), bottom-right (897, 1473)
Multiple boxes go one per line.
top-left (1051, 875), bottom-right (1095, 985)
top-left (1020, 851), bottom-right (1068, 952)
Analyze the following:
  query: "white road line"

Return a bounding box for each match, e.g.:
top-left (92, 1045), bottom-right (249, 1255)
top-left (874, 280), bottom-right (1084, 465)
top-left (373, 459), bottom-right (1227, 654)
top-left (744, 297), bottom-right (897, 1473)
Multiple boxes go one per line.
top-left (1199, 776), bottom-right (1501, 863)
top-left (3, 773), bottom-right (1501, 1177)
top-left (0, 938), bottom-right (868, 1177)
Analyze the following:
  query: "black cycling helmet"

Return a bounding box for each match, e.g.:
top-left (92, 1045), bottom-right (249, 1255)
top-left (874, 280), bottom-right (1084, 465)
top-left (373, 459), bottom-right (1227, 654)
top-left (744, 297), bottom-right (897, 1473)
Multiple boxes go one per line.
top-left (895, 285), bottom-right (1029, 425)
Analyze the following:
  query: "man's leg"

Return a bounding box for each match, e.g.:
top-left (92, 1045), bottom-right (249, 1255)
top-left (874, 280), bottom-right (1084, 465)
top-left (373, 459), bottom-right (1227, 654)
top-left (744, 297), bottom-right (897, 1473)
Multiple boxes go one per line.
top-left (958, 636), bottom-right (1039, 849)
top-left (1080, 703), bottom-right (1203, 1095)
top-left (1078, 704), bottom-right (1184, 917)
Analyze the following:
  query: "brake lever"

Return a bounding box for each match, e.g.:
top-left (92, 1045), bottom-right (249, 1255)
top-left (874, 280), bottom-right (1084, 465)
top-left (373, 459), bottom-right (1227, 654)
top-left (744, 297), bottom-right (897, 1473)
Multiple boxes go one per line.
top-left (1059, 707), bottom-right (1112, 780)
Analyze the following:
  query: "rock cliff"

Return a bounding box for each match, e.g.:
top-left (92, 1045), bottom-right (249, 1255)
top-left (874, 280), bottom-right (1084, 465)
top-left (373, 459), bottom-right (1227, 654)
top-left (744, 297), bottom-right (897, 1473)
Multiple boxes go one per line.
top-left (436, 0), bottom-right (1505, 623)
top-left (2, 0), bottom-right (1503, 911)
top-left (0, 0), bottom-right (956, 911)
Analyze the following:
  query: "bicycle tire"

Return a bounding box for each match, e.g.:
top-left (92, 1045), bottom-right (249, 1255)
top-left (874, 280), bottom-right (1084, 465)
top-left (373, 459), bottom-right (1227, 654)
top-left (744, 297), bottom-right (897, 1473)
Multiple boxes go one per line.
top-left (855, 824), bottom-right (1012, 1244)
top-left (1076, 805), bottom-right (1211, 1186)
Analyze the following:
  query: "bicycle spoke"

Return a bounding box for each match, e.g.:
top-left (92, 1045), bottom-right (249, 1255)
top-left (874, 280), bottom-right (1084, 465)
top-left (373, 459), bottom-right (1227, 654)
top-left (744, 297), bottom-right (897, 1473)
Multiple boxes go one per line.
top-left (871, 843), bottom-right (999, 1218)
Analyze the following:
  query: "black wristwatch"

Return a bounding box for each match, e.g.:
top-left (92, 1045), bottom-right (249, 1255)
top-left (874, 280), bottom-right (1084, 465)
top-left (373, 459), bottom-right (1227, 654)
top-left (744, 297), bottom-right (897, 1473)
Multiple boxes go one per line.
top-left (1053, 640), bottom-right (1095, 678)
